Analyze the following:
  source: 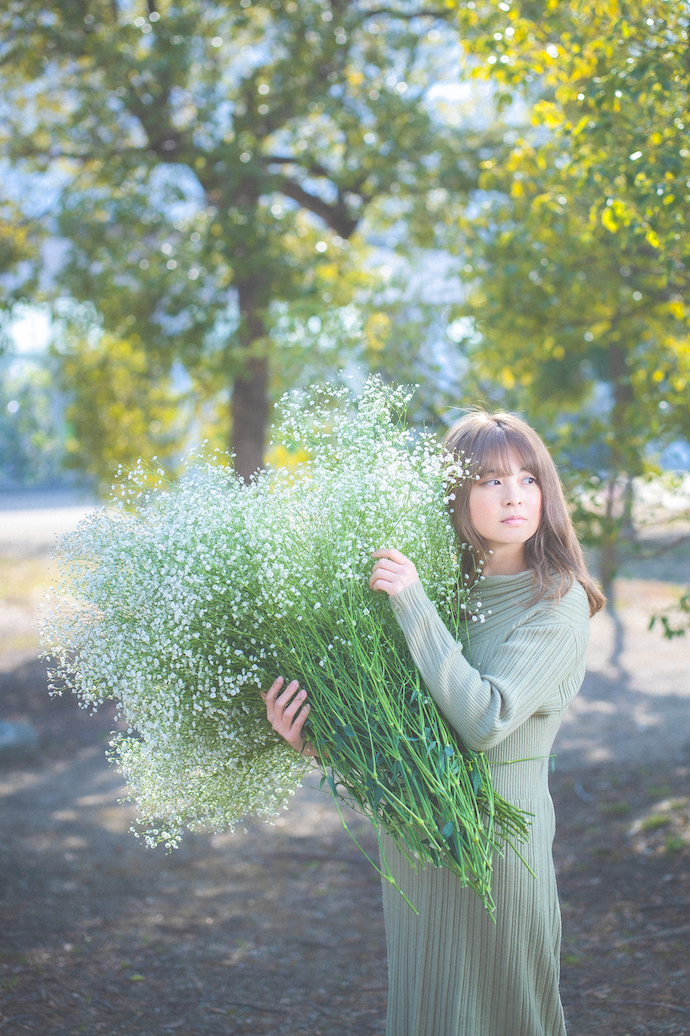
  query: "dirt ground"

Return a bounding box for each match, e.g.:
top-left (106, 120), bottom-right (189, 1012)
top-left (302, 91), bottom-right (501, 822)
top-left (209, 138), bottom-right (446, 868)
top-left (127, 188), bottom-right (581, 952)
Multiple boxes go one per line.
top-left (1, 495), bottom-right (689, 1036)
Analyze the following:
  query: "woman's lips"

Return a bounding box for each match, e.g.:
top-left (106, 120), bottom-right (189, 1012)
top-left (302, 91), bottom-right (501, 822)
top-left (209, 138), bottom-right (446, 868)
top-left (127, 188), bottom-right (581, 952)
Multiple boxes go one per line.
top-left (502, 516), bottom-right (526, 525)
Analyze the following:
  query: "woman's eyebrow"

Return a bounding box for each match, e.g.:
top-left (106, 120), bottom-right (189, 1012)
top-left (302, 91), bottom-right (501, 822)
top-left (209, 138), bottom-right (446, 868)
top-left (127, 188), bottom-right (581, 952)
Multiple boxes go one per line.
top-left (482, 466), bottom-right (534, 476)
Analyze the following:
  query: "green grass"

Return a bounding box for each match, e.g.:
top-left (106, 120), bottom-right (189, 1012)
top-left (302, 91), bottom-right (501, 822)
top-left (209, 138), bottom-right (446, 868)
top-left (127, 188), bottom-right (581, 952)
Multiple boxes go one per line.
top-left (646, 784), bottom-right (672, 797)
top-left (638, 814), bottom-right (671, 832)
top-left (599, 801), bottom-right (631, 816)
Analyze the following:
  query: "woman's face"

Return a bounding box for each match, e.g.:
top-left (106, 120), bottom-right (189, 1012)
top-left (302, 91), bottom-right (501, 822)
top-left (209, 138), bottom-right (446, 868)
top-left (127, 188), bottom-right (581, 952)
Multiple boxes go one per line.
top-left (468, 446), bottom-right (542, 558)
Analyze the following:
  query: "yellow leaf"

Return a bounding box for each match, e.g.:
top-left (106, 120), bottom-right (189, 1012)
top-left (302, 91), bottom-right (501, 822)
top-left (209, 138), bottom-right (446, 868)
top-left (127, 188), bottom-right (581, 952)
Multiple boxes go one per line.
top-left (265, 443), bottom-right (310, 472)
top-left (365, 311), bottom-right (392, 353)
top-left (645, 229), bottom-right (661, 249)
top-left (317, 262), bottom-right (338, 282)
top-left (532, 192), bottom-right (552, 211)
top-left (601, 207), bottom-right (618, 232)
top-left (534, 100), bottom-right (564, 128)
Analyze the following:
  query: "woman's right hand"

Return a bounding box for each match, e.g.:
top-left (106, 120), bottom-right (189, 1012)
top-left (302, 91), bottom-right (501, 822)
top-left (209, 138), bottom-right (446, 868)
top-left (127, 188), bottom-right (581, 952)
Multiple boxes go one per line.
top-left (261, 676), bottom-right (316, 757)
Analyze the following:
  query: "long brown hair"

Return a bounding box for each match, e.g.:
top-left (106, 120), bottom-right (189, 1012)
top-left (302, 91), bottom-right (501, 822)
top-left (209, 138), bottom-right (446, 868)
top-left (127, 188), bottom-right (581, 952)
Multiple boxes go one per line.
top-left (443, 410), bottom-right (605, 616)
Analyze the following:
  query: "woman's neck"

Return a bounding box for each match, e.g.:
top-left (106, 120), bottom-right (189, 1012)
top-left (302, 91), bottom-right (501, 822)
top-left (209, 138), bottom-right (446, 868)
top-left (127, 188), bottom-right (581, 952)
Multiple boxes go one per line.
top-left (481, 544), bottom-right (528, 576)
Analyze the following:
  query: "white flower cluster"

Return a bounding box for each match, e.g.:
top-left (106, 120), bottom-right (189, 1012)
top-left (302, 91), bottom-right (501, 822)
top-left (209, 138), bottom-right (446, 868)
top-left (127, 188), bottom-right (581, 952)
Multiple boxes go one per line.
top-left (41, 377), bottom-right (480, 851)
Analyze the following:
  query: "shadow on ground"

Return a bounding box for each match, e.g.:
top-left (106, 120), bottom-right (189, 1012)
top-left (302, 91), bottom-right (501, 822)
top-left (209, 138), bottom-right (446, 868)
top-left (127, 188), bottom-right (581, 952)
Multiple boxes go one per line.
top-left (1, 658), bottom-right (688, 1036)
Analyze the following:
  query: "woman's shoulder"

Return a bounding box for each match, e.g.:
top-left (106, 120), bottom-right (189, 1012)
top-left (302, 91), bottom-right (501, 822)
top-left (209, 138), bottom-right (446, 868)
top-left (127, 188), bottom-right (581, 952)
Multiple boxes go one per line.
top-left (477, 569), bottom-right (590, 625)
top-left (526, 576), bottom-right (590, 631)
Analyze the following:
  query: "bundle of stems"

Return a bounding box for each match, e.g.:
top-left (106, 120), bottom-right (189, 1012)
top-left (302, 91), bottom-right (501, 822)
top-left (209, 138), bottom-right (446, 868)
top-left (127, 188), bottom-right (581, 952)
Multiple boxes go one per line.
top-left (262, 578), bottom-right (531, 912)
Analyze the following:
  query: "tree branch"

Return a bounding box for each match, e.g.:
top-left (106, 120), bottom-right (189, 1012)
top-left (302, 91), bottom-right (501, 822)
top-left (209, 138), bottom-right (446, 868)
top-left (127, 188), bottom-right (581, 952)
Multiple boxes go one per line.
top-left (263, 155), bottom-right (331, 178)
top-left (630, 533), bottom-right (690, 562)
top-left (278, 179), bottom-right (358, 237)
top-left (361, 7), bottom-right (451, 18)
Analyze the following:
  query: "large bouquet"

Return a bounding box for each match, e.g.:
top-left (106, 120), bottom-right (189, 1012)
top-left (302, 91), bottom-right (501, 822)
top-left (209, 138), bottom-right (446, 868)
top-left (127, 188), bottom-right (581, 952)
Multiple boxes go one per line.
top-left (43, 378), bottom-right (530, 912)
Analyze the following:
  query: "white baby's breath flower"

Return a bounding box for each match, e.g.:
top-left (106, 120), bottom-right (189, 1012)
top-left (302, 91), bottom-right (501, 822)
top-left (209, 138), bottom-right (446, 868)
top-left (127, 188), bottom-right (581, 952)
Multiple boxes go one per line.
top-left (41, 376), bottom-right (487, 857)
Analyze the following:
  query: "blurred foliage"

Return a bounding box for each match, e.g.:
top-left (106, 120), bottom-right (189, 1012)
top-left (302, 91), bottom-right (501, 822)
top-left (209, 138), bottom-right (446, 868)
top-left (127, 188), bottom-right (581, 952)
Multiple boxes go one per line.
top-left (57, 326), bottom-right (189, 497)
top-left (650, 588), bottom-right (690, 638)
top-left (0, 198), bottom-right (40, 318)
top-left (2, 0), bottom-right (686, 605)
top-left (0, 0), bottom-right (496, 477)
top-left (0, 202), bottom-right (31, 275)
top-left (438, 0), bottom-right (690, 596)
top-left (0, 352), bottom-right (66, 485)
top-left (456, 0), bottom-right (689, 268)
top-left (359, 285), bottom-right (470, 428)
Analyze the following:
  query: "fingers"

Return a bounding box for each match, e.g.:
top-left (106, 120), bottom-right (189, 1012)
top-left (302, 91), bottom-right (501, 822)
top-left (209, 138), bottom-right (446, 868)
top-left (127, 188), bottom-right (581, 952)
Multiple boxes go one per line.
top-left (370, 557), bottom-right (400, 572)
top-left (372, 547), bottom-right (408, 562)
top-left (369, 549), bottom-right (419, 597)
top-left (369, 554), bottom-right (406, 586)
top-left (279, 683), bottom-right (307, 721)
top-left (265, 675), bottom-right (284, 704)
top-left (289, 699), bottom-right (311, 737)
top-left (266, 678), bottom-right (299, 721)
top-left (263, 676), bottom-right (311, 752)
top-left (369, 564), bottom-right (399, 592)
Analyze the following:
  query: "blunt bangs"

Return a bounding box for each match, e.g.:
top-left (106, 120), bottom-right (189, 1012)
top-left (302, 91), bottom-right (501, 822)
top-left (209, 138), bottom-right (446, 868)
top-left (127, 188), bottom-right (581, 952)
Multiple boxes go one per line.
top-left (463, 422), bottom-right (544, 484)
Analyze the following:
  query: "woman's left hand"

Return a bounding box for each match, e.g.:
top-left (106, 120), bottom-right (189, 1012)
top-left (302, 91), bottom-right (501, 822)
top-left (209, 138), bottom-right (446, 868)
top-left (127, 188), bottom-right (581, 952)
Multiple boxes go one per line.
top-left (261, 676), bottom-right (316, 757)
top-left (369, 548), bottom-right (420, 597)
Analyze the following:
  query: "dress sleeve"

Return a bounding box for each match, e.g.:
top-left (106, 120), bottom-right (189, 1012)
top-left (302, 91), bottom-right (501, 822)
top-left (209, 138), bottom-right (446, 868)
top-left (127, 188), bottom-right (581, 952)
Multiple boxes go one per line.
top-left (389, 580), bottom-right (581, 751)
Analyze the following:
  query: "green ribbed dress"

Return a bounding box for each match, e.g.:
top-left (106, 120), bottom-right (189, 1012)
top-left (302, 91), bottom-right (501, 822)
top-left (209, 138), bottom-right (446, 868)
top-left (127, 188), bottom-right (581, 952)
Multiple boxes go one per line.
top-left (383, 571), bottom-right (590, 1036)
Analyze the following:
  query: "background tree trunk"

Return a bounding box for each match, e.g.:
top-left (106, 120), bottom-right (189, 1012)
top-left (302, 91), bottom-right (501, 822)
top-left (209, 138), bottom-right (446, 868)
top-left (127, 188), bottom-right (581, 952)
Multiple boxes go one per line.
top-left (600, 344), bottom-right (636, 605)
top-left (600, 475), bottom-right (619, 605)
top-left (232, 281), bottom-right (269, 482)
top-left (231, 357), bottom-right (269, 482)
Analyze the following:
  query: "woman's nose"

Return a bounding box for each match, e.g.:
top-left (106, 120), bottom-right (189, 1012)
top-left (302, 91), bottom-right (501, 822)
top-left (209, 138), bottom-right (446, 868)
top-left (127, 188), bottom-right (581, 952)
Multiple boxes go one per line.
top-left (503, 481), bottom-right (521, 505)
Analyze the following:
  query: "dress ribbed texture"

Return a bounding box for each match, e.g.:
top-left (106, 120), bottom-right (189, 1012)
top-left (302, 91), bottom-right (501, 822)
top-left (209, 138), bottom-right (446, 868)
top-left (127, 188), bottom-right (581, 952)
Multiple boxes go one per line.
top-left (382, 571), bottom-right (590, 1036)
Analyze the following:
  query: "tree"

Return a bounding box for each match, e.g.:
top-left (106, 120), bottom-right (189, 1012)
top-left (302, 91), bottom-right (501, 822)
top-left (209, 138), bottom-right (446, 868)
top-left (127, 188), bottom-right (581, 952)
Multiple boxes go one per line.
top-left (440, 0), bottom-right (690, 598)
top-left (58, 325), bottom-right (189, 497)
top-left (0, 345), bottom-right (65, 485)
top-left (0, 197), bottom-right (39, 323)
top-left (454, 0), bottom-right (689, 265)
top-left (0, 0), bottom-right (491, 479)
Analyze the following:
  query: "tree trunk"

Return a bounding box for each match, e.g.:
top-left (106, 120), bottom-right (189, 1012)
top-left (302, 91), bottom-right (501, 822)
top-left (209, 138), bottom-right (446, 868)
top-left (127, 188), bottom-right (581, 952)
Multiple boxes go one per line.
top-left (232, 355), bottom-right (269, 482)
top-left (599, 343), bottom-right (635, 607)
top-left (600, 475), bottom-right (618, 605)
top-left (232, 281), bottom-right (269, 483)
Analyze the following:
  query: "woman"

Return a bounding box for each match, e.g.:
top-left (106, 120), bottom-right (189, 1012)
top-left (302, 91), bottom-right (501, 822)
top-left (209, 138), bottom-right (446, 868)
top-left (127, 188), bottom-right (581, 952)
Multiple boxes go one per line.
top-left (264, 410), bottom-right (605, 1036)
